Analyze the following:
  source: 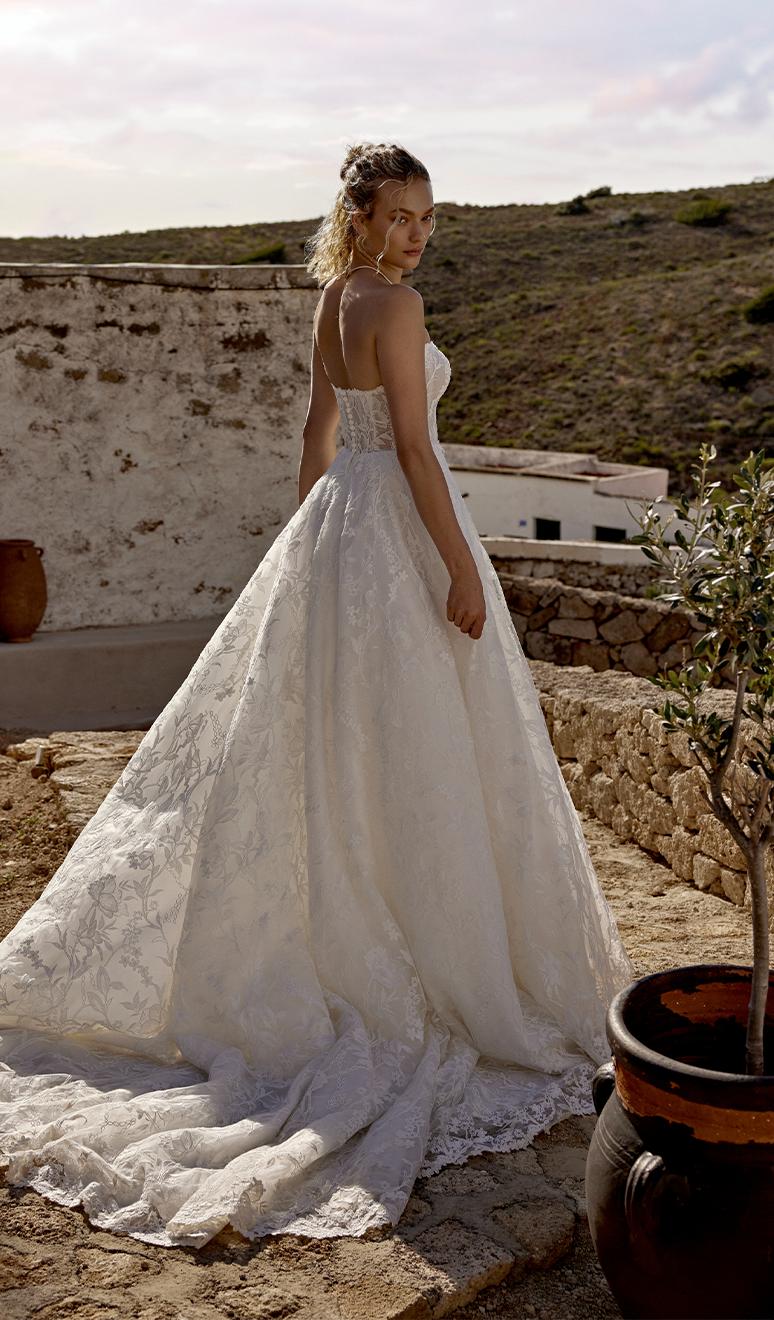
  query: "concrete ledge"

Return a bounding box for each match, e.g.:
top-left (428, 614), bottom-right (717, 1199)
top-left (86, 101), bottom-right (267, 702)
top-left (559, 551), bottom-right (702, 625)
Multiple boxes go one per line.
top-left (0, 261), bottom-right (318, 289)
top-left (479, 536), bottom-right (654, 566)
top-left (0, 616), bottom-right (223, 732)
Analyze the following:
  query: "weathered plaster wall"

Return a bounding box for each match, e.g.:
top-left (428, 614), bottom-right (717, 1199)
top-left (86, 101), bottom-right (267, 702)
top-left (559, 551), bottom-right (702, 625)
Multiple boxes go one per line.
top-left (0, 263), bottom-right (320, 630)
top-left (530, 661), bottom-right (772, 917)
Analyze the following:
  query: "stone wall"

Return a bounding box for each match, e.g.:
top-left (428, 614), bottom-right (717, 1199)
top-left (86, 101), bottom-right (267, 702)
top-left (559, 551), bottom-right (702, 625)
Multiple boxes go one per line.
top-left (499, 574), bottom-right (703, 677)
top-left (529, 661), bottom-right (772, 917)
top-left (0, 263), bottom-right (319, 631)
top-left (489, 554), bottom-right (659, 598)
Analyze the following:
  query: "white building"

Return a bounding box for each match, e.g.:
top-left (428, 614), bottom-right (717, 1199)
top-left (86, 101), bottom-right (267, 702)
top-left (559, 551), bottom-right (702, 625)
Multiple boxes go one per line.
top-left (442, 445), bottom-right (669, 543)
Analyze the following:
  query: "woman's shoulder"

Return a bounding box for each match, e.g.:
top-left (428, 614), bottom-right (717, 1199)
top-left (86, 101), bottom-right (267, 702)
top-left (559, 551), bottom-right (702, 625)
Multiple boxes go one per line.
top-left (379, 283), bottom-right (425, 329)
top-left (320, 274), bottom-right (423, 325)
top-left (323, 271), bottom-right (422, 302)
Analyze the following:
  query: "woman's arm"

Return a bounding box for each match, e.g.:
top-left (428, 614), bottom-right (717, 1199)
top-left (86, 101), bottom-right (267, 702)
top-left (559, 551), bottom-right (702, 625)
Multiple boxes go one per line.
top-left (377, 288), bottom-right (486, 639)
top-left (298, 329), bottom-right (340, 505)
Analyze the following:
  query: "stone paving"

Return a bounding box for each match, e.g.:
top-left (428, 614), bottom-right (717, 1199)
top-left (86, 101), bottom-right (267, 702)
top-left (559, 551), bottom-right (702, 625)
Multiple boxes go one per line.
top-left (0, 1118), bottom-right (595, 1320)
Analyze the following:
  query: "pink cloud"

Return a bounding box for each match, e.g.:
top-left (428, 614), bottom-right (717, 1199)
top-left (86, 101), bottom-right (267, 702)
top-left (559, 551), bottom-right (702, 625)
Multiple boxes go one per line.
top-left (591, 35), bottom-right (774, 122)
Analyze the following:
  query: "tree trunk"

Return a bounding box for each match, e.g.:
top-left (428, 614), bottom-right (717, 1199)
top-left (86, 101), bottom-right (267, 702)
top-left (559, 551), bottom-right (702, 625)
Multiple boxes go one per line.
top-left (745, 846), bottom-right (770, 1075)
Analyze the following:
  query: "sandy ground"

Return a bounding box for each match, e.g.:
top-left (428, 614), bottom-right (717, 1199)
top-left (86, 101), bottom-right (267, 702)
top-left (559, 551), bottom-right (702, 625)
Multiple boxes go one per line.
top-left (0, 739), bottom-right (754, 1319)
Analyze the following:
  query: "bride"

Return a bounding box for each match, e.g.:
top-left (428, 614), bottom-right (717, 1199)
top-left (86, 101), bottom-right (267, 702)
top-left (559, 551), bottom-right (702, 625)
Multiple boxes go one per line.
top-left (0, 141), bottom-right (634, 1248)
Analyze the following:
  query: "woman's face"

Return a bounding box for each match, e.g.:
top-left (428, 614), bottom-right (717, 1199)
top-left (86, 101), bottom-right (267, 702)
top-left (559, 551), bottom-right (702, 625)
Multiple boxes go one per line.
top-left (354, 176), bottom-right (435, 276)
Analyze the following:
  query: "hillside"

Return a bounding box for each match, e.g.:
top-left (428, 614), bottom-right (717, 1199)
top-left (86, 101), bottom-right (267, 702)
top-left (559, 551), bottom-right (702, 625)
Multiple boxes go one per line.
top-left (3, 179), bottom-right (773, 491)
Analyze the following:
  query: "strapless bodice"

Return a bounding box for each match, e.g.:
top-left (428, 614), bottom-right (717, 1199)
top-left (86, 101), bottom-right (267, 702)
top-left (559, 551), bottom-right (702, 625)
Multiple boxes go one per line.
top-left (332, 340), bottom-right (451, 455)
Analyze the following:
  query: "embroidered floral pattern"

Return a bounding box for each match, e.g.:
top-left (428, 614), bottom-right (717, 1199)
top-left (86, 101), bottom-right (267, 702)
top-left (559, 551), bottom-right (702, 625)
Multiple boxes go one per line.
top-left (0, 341), bottom-right (634, 1247)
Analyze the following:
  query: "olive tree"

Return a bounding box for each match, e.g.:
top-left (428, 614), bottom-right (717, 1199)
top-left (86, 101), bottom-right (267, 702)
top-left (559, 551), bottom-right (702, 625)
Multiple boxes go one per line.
top-left (631, 444), bottom-right (774, 1074)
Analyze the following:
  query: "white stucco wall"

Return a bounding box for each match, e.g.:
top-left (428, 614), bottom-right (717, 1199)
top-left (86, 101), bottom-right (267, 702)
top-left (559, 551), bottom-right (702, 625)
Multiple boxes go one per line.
top-left (449, 468), bottom-right (664, 541)
top-left (437, 445), bottom-right (671, 543)
top-left (1, 263), bottom-right (320, 630)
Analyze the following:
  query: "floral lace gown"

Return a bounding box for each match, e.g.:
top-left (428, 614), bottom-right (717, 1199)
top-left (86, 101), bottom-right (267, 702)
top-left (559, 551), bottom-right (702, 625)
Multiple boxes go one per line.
top-left (0, 340), bottom-right (634, 1247)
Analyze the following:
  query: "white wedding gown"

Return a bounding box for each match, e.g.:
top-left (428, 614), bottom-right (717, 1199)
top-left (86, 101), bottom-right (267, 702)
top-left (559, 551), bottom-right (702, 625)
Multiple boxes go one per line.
top-left (0, 340), bottom-right (634, 1247)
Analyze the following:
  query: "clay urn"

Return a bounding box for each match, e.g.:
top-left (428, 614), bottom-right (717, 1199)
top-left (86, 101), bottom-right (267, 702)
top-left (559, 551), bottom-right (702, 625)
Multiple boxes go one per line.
top-left (0, 539), bottom-right (47, 642)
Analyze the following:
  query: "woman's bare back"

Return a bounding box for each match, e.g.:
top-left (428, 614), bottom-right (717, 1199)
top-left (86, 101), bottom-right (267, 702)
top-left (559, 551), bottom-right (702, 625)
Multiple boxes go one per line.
top-left (315, 270), bottom-right (430, 393)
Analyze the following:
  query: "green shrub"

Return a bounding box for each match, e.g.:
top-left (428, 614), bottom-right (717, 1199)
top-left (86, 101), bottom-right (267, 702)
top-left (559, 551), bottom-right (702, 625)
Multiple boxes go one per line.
top-left (742, 286), bottom-right (774, 324)
top-left (585, 185), bottom-right (612, 198)
top-left (619, 437), bottom-right (671, 466)
top-left (700, 356), bottom-right (768, 391)
top-left (556, 195), bottom-right (590, 216)
top-left (674, 198), bottom-right (732, 227)
top-left (231, 241), bottom-right (286, 265)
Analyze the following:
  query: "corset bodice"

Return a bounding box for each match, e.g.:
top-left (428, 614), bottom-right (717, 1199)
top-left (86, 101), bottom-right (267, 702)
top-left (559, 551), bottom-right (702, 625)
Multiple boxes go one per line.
top-left (332, 341), bottom-right (451, 455)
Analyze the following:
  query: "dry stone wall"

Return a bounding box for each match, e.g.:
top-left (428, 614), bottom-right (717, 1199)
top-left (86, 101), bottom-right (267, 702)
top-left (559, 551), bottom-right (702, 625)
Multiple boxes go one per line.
top-left (499, 573), bottom-right (704, 678)
top-left (529, 661), bottom-right (772, 919)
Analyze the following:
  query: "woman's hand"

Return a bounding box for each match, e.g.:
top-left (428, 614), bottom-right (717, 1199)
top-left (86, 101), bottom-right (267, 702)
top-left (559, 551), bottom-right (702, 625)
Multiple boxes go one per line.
top-left (447, 566), bottom-right (486, 640)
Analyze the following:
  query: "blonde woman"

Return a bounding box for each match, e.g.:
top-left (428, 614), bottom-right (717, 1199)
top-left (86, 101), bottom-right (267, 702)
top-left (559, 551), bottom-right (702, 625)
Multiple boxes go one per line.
top-left (0, 142), bottom-right (633, 1248)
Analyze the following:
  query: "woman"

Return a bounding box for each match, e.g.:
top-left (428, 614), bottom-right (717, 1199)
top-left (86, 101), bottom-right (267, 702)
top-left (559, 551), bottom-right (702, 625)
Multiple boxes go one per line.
top-left (0, 141), bottom-right (634, 1248)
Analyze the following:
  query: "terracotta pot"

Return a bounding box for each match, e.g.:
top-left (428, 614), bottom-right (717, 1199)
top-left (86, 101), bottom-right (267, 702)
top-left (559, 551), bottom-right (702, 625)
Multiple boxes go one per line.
top-left (586, 963), bottom-right (774, 1319)
top-left (0, 538), bottom-right (47, 642)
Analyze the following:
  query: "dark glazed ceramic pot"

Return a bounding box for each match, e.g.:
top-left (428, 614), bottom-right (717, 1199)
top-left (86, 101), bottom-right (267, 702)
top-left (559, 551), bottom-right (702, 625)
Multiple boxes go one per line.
top-left (0, 538), bottom-right (47, 641)
top-left (586, 964), bottom-right (774, 1320)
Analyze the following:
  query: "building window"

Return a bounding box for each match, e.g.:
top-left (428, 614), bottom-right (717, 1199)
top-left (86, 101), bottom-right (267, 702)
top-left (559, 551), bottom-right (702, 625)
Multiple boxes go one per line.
top-left (594, 525), bottom-right (627, 543)
top-left (534, 517), bottom-right (561, 540)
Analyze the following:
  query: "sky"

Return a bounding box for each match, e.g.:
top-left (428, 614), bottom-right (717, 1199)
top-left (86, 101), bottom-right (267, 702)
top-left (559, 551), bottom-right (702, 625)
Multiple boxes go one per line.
top-left (1, 0), bottom-right (772, 239)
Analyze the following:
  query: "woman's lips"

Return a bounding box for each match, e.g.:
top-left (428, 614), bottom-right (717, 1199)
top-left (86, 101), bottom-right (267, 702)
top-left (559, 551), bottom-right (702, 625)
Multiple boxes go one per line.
top-left (406, 249), bottom-right (422, 255)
